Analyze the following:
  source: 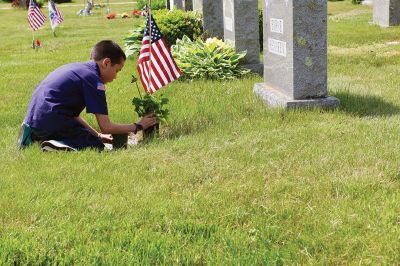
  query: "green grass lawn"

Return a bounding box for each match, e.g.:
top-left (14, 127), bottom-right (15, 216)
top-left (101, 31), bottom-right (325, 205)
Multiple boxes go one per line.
top-left (1, 0), bottom-right (400, 264)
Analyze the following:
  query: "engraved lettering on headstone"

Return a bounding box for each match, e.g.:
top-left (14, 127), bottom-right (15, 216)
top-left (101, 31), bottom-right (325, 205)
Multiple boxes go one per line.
top-left (268, 38), bottom-right (286, 57)
top-left (270, 18), bottom-right (283, 34)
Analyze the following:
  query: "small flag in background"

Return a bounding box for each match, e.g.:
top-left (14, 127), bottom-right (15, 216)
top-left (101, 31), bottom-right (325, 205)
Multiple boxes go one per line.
top-left (137, 14), bottom-right (182, 94)
top-left (48, 0), bottom-right (64, 32)
top-left (28, 0), bottom-right (46, 31)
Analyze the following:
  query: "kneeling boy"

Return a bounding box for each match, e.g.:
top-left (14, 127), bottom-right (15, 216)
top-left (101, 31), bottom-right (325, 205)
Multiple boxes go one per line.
top-left (20, 40), bottom-right (156, 151)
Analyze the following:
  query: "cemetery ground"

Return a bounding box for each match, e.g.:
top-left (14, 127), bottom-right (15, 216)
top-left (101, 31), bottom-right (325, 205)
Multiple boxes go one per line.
top-left (1, 0), bottom-right (400, 264)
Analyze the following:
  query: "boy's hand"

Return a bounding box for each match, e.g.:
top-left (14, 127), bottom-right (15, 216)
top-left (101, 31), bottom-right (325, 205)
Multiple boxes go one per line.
top-left (137, 113), bottom-right (157, 130)
top-left (98, 133), bottom-right (113, 144)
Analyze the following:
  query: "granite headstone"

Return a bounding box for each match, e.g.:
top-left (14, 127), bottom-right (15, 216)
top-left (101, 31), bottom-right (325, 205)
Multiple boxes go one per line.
top-left (254, 0), bottom-right (339, 108)
top-left (193, 0), bottom-right (224, 39)
top-left (169, 0), bottom-right (184, 10)
top-left (183, 0), bottom-right (193, 10)
top-left (373, 0), bottom-right (400, 27)
top-left (223, 0), bottom-right (263, 74)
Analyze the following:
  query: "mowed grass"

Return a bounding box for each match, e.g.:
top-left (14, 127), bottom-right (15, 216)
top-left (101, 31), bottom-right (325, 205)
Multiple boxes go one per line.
top-left (1, 0), bottom-right (400, 264)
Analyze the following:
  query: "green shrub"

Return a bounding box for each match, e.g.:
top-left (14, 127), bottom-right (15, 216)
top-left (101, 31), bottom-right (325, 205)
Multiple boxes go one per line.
top-left (152, 9), bottom-right (203, 47)
top-left (135, 0), bottom-right (166, 10)
top-left (124, 10), bottom-right (203, 57)
top-left (36, 0), bottom-right (44, 7)
top-left (171, 35), bottom-right (250, 80)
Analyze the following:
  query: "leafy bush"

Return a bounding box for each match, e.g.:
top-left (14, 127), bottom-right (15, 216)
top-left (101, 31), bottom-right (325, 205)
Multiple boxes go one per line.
top-left (171, 36), bottom-right (250, 80)
top-left (11, 0), bottom-right (46, 8)
top-left (135, 0), bottom-right (166, 10)
top-left (124, 10), bottom-right (203, 57)
top-left (124, 25), bottom-right (145, 58)
top-left (152, 9), bottom-right (203, 47)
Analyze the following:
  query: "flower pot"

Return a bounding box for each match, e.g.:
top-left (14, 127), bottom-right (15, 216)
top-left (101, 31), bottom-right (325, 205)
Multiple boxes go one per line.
top-left (142, 123), bottom-right (159, 139)
top-left (112, 133), bottom-right (128, 149)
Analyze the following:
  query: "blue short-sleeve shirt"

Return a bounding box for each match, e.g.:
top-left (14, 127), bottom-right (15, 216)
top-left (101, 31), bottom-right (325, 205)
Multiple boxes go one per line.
top-left (24, 61), bottom-right (107, 133)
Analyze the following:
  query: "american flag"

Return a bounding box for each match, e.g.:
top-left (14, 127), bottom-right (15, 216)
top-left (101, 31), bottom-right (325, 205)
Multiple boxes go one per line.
top-left (48, 0), bottom-right (63, 31)
top-left (28, 0), bottom-right (46, 31)
top-left (137, 14), bottom-right (182, 94)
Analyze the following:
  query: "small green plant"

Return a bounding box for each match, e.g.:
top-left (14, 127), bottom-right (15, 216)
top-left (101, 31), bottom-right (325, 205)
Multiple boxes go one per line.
top-left (132, 94), bottom-right (169, 124)
top-left (171, 35), bottom-right (250, 80)
top-left (124, 25), bottom-right (145, 58)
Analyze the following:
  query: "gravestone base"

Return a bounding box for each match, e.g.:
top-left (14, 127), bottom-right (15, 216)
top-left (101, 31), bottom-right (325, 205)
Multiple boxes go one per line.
top-left (254, 83), bottom-right (340, 109)
top-left (243, 63), bottom-right (263, 75)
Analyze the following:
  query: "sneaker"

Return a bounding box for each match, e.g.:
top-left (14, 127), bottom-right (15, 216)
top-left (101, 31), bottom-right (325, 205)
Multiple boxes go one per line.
top-left (40, 140), bottom-right (77, 152)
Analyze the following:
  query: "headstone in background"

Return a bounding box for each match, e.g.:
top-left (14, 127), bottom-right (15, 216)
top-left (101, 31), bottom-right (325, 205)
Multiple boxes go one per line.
top-left (169, 0), bottom-right (184, 10)
top-left (183, 0), bottom-right (193, 11)
top-left (166, 0), bottom-right (170, 9)
top-left (193, 0), bottom-right (224, 39)
top-left (19, 0), bottom-right (27, 8)
top-left (362, 0), bottom-right (373, 5)
top-left (223, 0), bottom-right (263, 74)
top-left (373, 0), bottom-right (400, 27)
top-left (254, 0), bottom-right (339, 109)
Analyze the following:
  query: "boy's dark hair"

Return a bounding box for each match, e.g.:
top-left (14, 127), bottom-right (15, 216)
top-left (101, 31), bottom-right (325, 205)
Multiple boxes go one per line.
top-left (90, 40), bottom-right (126, 65)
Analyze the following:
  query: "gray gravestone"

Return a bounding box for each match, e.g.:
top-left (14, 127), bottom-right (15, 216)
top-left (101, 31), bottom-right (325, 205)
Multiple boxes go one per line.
top-left (373, 0), bottom-right (400, 27)
top-left (193, 0), bottom-right (224, 39)
top-left (183, 0), bottom-right (193, 10)
top-left (169, 0), bottom-right (184, 10)
top-left (223, 0), bottom-right (263, 74)
top-left (254, 0), bottom-right (339, 109)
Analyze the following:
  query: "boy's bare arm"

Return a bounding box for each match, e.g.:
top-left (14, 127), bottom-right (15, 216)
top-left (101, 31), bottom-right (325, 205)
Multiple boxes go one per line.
top-left (75, 116), bottom-right (113, 144)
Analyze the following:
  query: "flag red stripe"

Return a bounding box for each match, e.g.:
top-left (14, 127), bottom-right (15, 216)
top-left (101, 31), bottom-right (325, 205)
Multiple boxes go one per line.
top-left (160, 39), bottom-right (182, 77)
top-left (152, 42), bottom-right (173, 83)
top-left (158, 40), bottom-right (180, 80)
top-left (28, 2), bottom-right (46, 31)
top-left (150, 50), bottom-right (169, 86)
top-left (149, 58), bottom-right (165, 89)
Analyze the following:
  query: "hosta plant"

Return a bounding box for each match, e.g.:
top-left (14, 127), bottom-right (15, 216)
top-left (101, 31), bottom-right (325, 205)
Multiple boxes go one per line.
top-left (171, 35), bottom-right (250, 80)
top-left (124, 25), bottom-right (145, 58)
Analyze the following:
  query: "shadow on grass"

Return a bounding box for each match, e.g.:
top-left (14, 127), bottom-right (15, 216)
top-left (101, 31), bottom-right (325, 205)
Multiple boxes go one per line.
top-left (334, 91), bottom-right (400, 117)
top-left (160, 120), bottom-right (208, 141)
